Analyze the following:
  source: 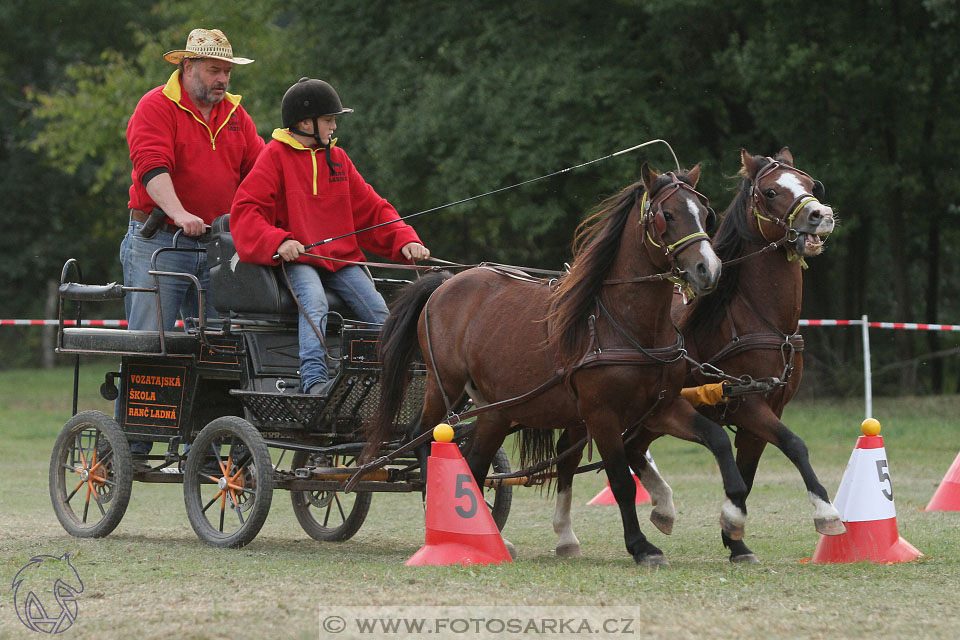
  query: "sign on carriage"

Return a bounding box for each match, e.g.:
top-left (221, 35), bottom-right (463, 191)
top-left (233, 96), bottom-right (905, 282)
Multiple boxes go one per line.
top-left (124, 363), bottom-right (186, 429)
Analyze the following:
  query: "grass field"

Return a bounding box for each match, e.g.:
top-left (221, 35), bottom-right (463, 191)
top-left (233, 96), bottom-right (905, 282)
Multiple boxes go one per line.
top-left (1, 365), bottom-right (959, 639)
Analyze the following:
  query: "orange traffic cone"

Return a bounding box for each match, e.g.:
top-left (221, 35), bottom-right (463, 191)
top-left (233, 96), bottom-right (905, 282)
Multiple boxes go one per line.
top-left (811, 418), bottom-right (922, 564)
top-left (587, 452), bottom-right (655, 505)
top-left (406, 425), bottom-right (513, 566)
top-left (587, 471), bottom-right (651, 505)
top-left (926, 450), bottom-right (960, 511)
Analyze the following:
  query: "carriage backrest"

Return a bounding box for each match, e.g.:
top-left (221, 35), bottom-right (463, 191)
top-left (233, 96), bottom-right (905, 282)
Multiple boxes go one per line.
top-left (207, 214), bottom-right (353, 322)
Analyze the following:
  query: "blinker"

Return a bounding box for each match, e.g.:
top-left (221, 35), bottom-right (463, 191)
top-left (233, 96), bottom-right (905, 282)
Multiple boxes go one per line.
top-left (813, 180), bottom-right (825, 200)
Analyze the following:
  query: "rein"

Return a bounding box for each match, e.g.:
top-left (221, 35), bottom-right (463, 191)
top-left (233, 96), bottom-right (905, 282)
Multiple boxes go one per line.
top-left (294, 138), bottom-right (682, 256)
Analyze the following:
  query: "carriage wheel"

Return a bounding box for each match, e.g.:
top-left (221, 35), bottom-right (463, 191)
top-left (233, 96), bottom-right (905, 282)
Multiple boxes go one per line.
top-left (486, 447), bottom-right (513, 531)
top-left (183, 417), bottom-right (273, 548)
top-left (49, 410), bottom-right (133, 538)
top-left (289, 450), bottom-right (372, 542)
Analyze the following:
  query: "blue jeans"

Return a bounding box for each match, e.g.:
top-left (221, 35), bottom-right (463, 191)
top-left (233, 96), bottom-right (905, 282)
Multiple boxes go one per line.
top-left (283, 263), bottom-right (389, 390)
top-left (119, 216), bottom-right (210, 331)
top-left (120, 215), bottom-right (209, 455)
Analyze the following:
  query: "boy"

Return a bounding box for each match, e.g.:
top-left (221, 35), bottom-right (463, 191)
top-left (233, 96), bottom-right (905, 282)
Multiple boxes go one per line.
top-left (231, 77), bottom-right (429, 396)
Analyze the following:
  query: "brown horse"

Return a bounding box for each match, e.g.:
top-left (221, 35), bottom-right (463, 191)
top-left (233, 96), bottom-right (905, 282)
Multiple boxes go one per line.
top-left (364, 164), bottom-right (748, 566)
top-left (550, 148), bottom-right (841, 562)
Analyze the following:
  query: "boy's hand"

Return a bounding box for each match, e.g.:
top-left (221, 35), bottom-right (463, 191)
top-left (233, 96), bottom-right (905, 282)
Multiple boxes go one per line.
top-left (277, 239), bottom-right (305, 262)
top-left (402, 242), bottom-right (430, 262)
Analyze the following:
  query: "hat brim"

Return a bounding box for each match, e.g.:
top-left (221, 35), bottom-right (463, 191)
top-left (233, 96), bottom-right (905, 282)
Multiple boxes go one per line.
top-left (164, 50), bottom-right (254, 65)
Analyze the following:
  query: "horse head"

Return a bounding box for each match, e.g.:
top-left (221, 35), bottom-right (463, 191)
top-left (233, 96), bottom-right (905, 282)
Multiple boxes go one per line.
top-left (741, 147), bottom-right (835, 259)
top-left (640, 163), bottom-right (721, 295)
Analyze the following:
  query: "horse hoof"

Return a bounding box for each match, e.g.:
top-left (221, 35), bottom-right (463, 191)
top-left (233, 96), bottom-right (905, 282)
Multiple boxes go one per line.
top-left (730, 553), bottom-right (759, 564)
top-left (635, 553), bottom-right (669, 568)
top-left (649, 510), bottom-right (674, 535)
top-left (720, 500), bottom-right (746, 540)
top-left (503, 539), bottom-right (518, 560)
top-left (554, 543), bottom-right (582, 558)
top-left (815, 517), bottom-right (847, 536)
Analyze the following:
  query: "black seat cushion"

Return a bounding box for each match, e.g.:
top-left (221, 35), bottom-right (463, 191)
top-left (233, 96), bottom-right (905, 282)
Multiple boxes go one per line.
top-left (61, 328), bottom-right (197, 354)
top-left (208, 214), bottom-right (351, 321)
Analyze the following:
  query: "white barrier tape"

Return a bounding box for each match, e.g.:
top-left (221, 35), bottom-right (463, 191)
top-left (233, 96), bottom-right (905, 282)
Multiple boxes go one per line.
top-left (799, 319), bottom-right (960, 331)
top-left (4, 318), bottom-right (960, 330)
top-left (0, 319), bottom-right (184, 327)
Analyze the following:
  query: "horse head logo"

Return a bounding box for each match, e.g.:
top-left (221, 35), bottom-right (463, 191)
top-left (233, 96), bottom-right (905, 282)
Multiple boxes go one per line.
top-left (11, 553), bottom-right (84, 634)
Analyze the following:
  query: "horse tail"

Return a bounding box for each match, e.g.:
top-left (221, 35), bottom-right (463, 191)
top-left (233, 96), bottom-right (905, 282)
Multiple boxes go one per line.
top-left (517, 428), bottom-right (558, 492)
top-left (362, 271), bottom-right (450, 461)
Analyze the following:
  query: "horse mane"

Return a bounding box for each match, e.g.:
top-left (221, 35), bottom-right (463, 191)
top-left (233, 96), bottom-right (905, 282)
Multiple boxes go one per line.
top-left (548, 170), bottom-right (696, 369)
top-left (680, 156), bottom-right (773, 340)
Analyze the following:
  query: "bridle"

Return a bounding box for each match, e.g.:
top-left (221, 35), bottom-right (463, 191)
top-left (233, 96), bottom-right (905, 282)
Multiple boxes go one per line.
top-left (640, 172), bottom-right (715, 265)
top-left (751, 160), bottom-right (825, 244)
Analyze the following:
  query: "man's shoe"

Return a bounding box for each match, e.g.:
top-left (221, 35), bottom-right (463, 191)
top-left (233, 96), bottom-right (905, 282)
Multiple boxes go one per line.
top-left (307, 379), bottom-right (336, 398)
top-left (131, 454), bottom-right (151, 473)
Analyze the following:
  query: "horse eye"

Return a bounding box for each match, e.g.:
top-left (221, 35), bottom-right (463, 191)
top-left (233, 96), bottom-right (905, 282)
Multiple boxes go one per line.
top-left (663, 212), bottom-right (674, 221)
top-left (764, 189), bottom-right (777, 199)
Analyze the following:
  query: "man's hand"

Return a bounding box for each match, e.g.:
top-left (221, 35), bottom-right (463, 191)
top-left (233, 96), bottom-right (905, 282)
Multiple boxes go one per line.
top-left (402, 242), bottom-right (430, 262)
top-left (167, 209), bottom-right (207, 237)
top-left (277, 238), bottom-right (305, 262)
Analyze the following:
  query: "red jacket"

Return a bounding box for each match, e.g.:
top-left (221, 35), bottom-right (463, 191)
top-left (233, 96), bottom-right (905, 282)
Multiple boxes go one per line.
top-left (126, 70), bottom-right (265, 224)
top-left (230, 129), bottom-right (421, 271)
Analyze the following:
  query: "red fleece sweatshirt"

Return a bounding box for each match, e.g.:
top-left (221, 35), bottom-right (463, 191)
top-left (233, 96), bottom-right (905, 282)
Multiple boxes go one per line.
top-left (230, 129), bottom-right (421, 271)
top-left (126, 70), bottom-right (265, 224)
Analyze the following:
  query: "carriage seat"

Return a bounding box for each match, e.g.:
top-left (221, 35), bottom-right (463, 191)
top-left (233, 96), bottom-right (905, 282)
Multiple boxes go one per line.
top-left (207, 214), bottom-right (353, 324)
top-left (59, 327), bottom-right (197, 354)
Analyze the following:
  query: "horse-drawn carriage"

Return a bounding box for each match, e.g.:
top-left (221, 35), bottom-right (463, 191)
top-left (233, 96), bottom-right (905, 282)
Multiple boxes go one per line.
top-left (49, 214), bottom-right (512, 548)
top-left (51, 149), bottom-right (840, 565)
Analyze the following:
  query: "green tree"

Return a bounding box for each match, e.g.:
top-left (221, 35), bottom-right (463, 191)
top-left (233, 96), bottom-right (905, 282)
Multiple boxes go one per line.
top-left (14, 0), bottom-right (960, 395)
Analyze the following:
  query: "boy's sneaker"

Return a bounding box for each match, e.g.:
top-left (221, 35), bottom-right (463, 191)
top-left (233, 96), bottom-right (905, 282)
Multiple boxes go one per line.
top-left (307, 379), bottom-right (336, 398)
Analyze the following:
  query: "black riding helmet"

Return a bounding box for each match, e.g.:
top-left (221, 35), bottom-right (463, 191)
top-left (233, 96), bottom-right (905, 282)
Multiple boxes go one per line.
top-left (281, 77), bottom-right (353, 171)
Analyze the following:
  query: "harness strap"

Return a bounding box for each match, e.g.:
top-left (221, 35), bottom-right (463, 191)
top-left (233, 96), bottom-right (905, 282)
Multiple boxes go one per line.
top-left (706, 332), bottom-right (804, 365)
top-left (445, 375), bottom-right (565, 426)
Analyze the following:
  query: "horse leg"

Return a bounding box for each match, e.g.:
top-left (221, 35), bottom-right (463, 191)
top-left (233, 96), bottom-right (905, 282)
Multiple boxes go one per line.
top-left (657, 400), bottom-right (748, 540)
top-left (552, 427), bottom-right (585, 558)
top-left (740, 407), bottom-right (845, 536)
top-left (775, 425), bottom-right (844, 535)
top-left (625, 431), bottom-right (674, 535)
top-left (588, 415), bottom-right (667, 567)
top-left (721, 428), bottom-right (765, 563)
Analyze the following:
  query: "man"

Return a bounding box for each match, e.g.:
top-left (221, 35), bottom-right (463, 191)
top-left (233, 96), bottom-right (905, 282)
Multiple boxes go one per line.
top-left (121, 27), bottom-right (264, 332)
top-left (121, 29), bottom-right (264, 459)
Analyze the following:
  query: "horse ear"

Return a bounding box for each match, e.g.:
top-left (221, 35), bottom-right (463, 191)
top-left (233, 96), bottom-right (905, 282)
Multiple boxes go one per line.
top-left (686, 163), bottom-right (701, 187)
top-left (641, 162), bottom-right (659, 192)
top-left (740, 148), bottom-right (760, 178)
top-left (776, 146), bottom-right (794, 166)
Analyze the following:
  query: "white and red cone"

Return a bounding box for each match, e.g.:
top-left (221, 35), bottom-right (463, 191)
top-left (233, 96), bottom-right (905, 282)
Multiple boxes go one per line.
top-left (811, 418), bottom-right (922, 564)
top-left (925, 450), bottom-right (960, 511)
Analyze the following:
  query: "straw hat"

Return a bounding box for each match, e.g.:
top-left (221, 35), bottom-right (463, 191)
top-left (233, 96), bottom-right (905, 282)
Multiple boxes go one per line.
top-left (163, 28), bottom-right (254, 65)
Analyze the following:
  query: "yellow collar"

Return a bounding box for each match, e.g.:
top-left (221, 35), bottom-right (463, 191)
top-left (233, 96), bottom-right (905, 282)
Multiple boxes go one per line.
top-left (162, 69), bottom-right (241, 109)
top-left (272, 128), bottom-right (338, 151)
